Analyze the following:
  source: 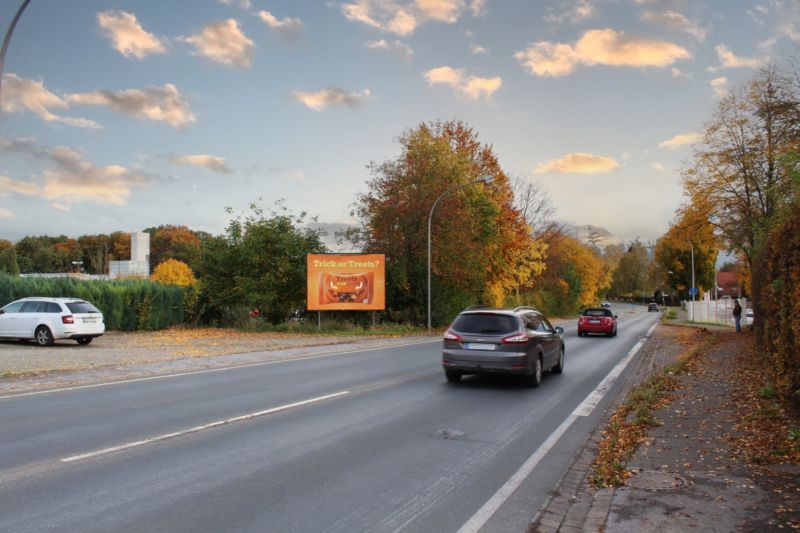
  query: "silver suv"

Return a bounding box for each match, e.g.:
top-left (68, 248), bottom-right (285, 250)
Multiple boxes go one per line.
top-left (442, 306), bottom-right (565, 387)
top-left (0, 297), bottom-right (105, 346)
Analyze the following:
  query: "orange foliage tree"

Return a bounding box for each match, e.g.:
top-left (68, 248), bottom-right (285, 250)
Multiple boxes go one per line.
top-left (350, 120), bottom-right (546, 325)
top-left (151, 259), bottom-right (197, 287)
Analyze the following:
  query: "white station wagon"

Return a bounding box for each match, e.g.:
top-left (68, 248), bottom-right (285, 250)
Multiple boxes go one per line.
top-left (0, 297), bottom-right (105, 346)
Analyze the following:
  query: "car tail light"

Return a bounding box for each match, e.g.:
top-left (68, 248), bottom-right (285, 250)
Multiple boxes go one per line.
top-left (578, 316), bottom-right (585, 323)
top-left (502, 333), bottom-right (529, 344)
top-left (443, 330), bottom-right (461, 341)
top-left (62, 315), bottom-right (74, 324)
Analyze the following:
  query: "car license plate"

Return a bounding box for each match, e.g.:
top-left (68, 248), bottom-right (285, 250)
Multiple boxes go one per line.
top-left (83, 317), bottom-right (97, 323)
top-left (465, 343), bottom-right (495, 350)
top-left (590, 319), bottom-right (600, 324)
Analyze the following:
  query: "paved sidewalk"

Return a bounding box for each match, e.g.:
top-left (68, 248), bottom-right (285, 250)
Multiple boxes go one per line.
top-left (529, 324), bottom-right (800, 532)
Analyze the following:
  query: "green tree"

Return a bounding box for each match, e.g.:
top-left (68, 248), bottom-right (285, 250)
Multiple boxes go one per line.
top-left (197, 203), bottom-right (327, 324)
top-left (14, 235), bottom-right (70, 273)
top-left (610, 239), bottom-right (652, 299)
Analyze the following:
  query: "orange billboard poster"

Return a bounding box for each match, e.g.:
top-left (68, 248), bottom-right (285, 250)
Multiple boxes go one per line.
top-left (307, 254), bottom-right (386, 311)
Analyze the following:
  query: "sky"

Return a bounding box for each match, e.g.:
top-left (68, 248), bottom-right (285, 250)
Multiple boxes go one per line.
top-left (1, 0), bottom-right (799, 248)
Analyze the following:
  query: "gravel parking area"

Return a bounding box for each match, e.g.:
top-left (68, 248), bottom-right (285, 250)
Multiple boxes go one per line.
top-left (0, 328), bottom-right (438, 395)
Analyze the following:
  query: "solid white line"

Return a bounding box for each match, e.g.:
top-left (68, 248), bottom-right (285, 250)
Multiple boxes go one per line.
top-left (0, 338), bottom-right (438, 400)
top-left (61, 390), bottom-right (350, 463)
top-left (458, 331), bottom-right (651, 533)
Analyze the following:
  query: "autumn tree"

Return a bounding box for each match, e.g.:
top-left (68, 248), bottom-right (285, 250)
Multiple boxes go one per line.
top-left (0, 240), bottom-right (19, 275)
top-left (145, 225), bottom-right (203, 271)
top-left (653, 200), bottom-right (719, 300)
top-left (151, 259), bottom-right (197, 287)
top-left (683, 65), bottom-right (800, 267)
top-left (14, 235), bottom-right (70, 273)
top-left (349, 120), bottom-right (546, 325)
top-left (609, 239), bottom-right (652, 299)
top-left (519, 229), bottom-right (611, 315)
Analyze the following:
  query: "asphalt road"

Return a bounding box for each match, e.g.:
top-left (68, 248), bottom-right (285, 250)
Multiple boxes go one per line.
top-left (0, 305), bottom-right (659, 533)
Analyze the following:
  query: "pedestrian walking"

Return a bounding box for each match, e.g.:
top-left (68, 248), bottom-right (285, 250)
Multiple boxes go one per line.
top-left (733, 299), bottom-right (742, 332)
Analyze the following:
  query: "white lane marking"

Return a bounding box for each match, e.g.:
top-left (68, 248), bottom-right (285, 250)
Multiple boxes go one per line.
top-left (458, 329), bottom-right (654, 533)
top-left (61, 391), bottom-right (350, 463)
top-left (0, 338), bottom-right (438, 400)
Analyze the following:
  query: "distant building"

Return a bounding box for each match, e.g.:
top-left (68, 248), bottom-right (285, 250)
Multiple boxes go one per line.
top-left (109, 232), bottom-right (150, 278)
top-left (716, 271), bottom-right (740, 298)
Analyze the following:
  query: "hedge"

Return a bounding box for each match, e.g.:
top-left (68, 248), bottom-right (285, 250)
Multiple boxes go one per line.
top-left (751, 199), bottom-right (800, 412)
top-left (0, 273), bottom-right (185, 331)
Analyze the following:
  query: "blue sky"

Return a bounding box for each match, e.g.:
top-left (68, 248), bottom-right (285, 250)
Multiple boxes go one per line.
top-left (1, 0), bottom-right (798, 246)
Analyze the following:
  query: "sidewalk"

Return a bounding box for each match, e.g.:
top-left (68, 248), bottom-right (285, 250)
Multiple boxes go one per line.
top-left (529, 319), bottom-right (800, 532)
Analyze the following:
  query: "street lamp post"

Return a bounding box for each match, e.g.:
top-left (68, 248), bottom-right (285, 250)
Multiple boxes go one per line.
top-left (0, 0), bottom-right (32, 119)
top-left (427, 176), bottom-right (493, 330)
top-left (686, 240), bottom-right (696, 322)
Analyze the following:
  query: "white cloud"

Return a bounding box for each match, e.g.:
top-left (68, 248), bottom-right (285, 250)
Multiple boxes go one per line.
top-left (218, 0), bottom-right (252, 9)
top-left (67, 84), bottom-right (196, 129)
top-left (424, 66), bottom-right (501, 100)
top-left (0, 138), bottom-right (150, 207)
top-left (169, 154), bottom-right (231, 174)
top-left (97, 11), bottom-right (166, 60)
top-left (365, 39), bottom-right (414, 61)
top-left (470, 0), bottom-right (487, 17)
top-left (640, 10), bottom-right (708, 42)
top-left (470, 44), bottom-right (488, 54)
top-left (544, 0), bottom-right (596, 25)
top-left (651, 162), bottom-right (667, 172)
top-left (514, 28), bottom-right (690, 77)
top-left (671, 67), bottom-right (683, 78)
top-left (51, 202), bottom-right (71, 212)
top-left (710, 76), bottom-right (728, 97)
top-left (293, 88), bottom-right (372, 111)
top-left (258, 10), bottom-right (303, 41)
top-left (340, 0), bottom-right (469, 35)
top-left (659, 132), bottom-right (700, 149)
top-left (1, 74), bottom-right (101, 129)
top-left (184, 19), bottom-right (254, 68)
top-left (534, 152), bottom-right (619, 174)
top-left (0, 209), bottom-right (15, 218)
top-left (708, 44), bottom-right (763, 71)
top-left (0, 175), bottom-right (40, 196)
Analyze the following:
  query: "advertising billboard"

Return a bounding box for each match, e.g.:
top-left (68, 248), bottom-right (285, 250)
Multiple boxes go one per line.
top-left (307, 254), bottom-right (386, 311)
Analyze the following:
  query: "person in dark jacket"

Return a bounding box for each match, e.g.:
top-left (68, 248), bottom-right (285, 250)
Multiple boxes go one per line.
top-left (733, 299), bottom-right (742, 332)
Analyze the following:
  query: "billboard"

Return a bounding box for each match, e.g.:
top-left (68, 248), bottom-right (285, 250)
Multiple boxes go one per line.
top-left (307, 254), bottom-right (386, 311)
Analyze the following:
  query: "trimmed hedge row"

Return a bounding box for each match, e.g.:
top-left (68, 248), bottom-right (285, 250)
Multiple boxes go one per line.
top-left (0, 273), bottom-right (184, 331)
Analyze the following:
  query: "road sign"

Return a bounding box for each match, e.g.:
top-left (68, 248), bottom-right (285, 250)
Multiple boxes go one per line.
top-left (689, 287), bottom-right (698, 296)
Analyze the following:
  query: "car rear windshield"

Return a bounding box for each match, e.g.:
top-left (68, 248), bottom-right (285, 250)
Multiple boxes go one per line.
top-left (66, 301), bottom-right (100, 314)
top-left (451, 313), bottom-right (518, 334)
top-left (583, 309), bottom-right (612, 317)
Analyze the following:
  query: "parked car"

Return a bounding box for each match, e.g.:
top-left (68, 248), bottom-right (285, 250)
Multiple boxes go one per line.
top-left (746, 308), bottom-right (754, 328)
top-left (601, 301), bottom-right (611, 308)
top-left (578, 308), bottom-right (618, 337)
top-left (648, 302), bottom-right (659, 312)
top-left (0, 297), bottom-right (105, 346)
top-left (441, 306), bottom-right (565, 387)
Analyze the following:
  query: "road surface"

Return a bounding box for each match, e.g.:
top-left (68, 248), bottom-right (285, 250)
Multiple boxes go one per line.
top-left (0, 305), bottom-right (659, 532)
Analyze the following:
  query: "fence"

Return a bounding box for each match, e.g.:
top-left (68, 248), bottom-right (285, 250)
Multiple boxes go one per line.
top-left (685, 297), bottom-right (749, 327)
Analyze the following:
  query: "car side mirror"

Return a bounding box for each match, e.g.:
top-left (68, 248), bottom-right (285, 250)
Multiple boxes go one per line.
top-left (614, 315), bottom-right (618, 319)
top-left (555, 326), bottom-right (564, 334)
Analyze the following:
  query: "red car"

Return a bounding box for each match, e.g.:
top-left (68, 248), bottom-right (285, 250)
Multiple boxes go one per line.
top-left (578, 308), bottom-right (618, 337)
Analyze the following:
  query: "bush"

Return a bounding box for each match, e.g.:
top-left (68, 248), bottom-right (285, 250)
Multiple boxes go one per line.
top-left (0, 272), bottom-right (184, 331)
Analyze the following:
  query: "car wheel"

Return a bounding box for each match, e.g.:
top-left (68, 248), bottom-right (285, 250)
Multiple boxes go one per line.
top-left (445, 369), bottom-right (462, 383)
top-left (612, 326), bottom-right (618, 337)
top-left (76, 337), bottom-right (93, 345)
top-left (35, 326), bottom-right (54, 347)
top-left (552, 347), bottom-right (565, 374)
top-left (526, 357), bottom-right (542, 387)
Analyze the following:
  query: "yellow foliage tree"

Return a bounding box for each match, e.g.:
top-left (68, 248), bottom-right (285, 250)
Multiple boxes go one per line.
top-left (151, 259), bottom-right (197, 287)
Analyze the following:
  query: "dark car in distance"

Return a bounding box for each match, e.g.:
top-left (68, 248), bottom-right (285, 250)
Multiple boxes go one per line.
top-left (648, 302), bottom-right (659, 312)
top-left (442, 306), bottom-right (565, 387)
top-left (578, 308), bottom-right (618, 337)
